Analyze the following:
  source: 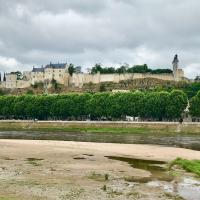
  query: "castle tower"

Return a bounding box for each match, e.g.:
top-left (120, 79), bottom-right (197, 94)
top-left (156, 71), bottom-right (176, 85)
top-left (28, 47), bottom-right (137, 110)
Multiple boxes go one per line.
top-left (172, 54), bottom-right (184, 81)
top-left (3, 73), bottom-right (6, 82)
top-left (172, 54), bottom-right (179, 80)
top-left (172, 54), bottom-right (179, 71)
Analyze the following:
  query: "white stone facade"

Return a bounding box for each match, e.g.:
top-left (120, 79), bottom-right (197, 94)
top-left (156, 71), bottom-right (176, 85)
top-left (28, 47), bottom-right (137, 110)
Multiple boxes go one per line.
top-left (0, 61), bottom-right (186, 89)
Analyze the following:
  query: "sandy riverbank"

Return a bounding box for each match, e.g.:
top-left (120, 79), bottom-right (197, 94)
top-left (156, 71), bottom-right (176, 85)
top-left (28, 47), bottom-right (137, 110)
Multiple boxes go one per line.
top-left (0, 140), bottom-right (200, 200)
top-left (1, 140), bottom-right (200, 161)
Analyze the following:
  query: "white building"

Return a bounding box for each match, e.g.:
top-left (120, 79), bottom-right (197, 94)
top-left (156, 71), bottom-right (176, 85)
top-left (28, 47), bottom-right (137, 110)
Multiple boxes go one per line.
top-left (0, 55), bottom-right (187, 89)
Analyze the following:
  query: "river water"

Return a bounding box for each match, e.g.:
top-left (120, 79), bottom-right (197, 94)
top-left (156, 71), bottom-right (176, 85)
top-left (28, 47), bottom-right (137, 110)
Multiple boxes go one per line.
top-left (0, 131), bottom-right (200, 151)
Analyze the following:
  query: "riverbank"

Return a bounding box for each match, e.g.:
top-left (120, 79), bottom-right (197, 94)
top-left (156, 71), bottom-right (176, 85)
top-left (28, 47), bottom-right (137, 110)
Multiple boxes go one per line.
top-left (0, 120), bottom-right (200, 134)
top-left (0, 140), bottom-right (200, 200)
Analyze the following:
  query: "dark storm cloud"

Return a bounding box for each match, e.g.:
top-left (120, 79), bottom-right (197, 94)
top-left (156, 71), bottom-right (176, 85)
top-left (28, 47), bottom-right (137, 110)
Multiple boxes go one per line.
top-left (0, 0), bottom-right (199, 78)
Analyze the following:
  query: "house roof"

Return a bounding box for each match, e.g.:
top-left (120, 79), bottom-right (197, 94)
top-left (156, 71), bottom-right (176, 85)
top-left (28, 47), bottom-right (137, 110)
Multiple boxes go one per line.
top-left (32, 67), bottom-right (44, 72)
top-left (45, 63), bottom-right (67, 69)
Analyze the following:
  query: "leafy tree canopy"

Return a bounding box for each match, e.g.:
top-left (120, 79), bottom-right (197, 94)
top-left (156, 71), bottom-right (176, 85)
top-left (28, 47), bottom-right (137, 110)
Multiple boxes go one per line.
top-left (90, 64), bottom-right (173, 75)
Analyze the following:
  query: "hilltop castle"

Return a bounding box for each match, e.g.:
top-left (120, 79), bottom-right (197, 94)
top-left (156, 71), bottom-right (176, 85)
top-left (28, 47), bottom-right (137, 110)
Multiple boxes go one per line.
top-left (0, 55), bottom-right (186, 89)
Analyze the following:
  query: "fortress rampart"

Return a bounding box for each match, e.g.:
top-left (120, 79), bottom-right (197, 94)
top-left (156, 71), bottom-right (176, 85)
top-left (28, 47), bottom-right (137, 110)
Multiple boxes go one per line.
top-left (0, 55), bottom-right (187, 89)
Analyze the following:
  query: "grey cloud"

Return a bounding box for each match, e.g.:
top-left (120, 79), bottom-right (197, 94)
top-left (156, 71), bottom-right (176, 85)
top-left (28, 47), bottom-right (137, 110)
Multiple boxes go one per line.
top-left (0, 0), bottom-right (200, 78)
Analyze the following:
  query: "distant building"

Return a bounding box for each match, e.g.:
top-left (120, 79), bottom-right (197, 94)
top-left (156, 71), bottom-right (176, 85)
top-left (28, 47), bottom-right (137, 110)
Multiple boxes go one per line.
top-left (31, 62), bottom-right (68, 85)
top-left (0, 55), bottom-right (188, 89)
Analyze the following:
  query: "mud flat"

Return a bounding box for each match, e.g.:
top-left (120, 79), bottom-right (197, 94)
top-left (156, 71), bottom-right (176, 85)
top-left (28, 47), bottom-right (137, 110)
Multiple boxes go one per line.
top-left (0, 140), bottom-right (200, 200)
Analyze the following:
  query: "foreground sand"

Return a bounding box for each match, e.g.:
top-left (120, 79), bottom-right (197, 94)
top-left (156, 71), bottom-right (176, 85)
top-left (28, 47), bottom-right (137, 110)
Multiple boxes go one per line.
top-left (0, 140), bottom-right (200, 200)
top-left (1, 139), bottom-right (200, 161)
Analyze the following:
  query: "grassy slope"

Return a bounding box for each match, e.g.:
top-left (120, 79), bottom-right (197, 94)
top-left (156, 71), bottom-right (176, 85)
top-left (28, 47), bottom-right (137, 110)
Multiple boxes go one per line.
top-left (0, 121), bottom-right (199, 134)
top-left (0, 125), bottom-right (199, 135)
top-left (0, 126), bottom-right (152, 134)
top-left (170, 158), bottom-right (200, 177)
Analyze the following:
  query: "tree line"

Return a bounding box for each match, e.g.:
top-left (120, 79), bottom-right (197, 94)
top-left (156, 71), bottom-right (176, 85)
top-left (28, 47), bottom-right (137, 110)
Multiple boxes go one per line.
top-left (0, 90), bottom-right (190, 121)
top-left (134, 82), bottom-right (200, 99)
top-left (91, 64), bottom-right (173, 74)
top-left (66, 63), bottom-right (172, 76)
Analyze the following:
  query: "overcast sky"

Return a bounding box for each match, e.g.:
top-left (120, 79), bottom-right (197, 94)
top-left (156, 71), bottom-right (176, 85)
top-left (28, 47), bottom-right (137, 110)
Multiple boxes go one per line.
top-left (0, 0), bottom-right (200, 78)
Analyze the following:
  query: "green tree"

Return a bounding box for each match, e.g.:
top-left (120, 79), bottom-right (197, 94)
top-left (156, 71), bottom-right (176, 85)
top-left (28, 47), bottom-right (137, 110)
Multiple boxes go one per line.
top-left (68, 63), bottom-right (75, 76)
top-left (91, 63), bottom-right (102, 74)
top-left (166, 90), bottom-right (188, 120)
top-left (87, 93), bottom-right (111, 119)
top-left (190, 91), bottom-right (200, 117)
top-left (140, 92), bottom-right (161, 120)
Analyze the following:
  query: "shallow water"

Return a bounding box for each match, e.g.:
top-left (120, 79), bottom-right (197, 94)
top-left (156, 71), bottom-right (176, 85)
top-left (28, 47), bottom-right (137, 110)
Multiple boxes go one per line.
top-left (0, 131), bottom-right (200, 151)
top-left (148, 177), bottom-right (200, 200)
top-left (107, 156), bottom-right (200, 200)
top-left (106, 156), bottom-right (173, 182)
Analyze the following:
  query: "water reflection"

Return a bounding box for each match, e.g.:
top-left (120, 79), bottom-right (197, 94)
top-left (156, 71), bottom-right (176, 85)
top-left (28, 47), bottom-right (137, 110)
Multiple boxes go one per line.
top-left (106, 156), bottom-right (173, 182)
top-left (106, 156), bottom-right (200, 200)
top-left (0, 131), bottom-right (200, 151)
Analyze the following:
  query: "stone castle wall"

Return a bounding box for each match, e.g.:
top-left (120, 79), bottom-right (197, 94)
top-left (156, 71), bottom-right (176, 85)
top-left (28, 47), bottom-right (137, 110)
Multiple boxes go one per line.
top-left (0, 62), bottom-right (186, 89)
top-left (0, 80), bottom-right (31, 89)
top-left (70, 72), bottom-right (176, 88)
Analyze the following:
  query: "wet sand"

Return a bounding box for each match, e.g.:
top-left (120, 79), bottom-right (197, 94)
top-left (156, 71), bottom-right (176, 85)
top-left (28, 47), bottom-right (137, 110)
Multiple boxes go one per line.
top-left (0, 140), bottom-right (200, 200)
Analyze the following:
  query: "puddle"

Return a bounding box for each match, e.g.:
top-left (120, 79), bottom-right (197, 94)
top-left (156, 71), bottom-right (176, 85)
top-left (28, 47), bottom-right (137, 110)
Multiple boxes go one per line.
top-left (0, 156), bottom-right (14, 160)
top-left (148, 177), bottom-right (200, 200)
top-left (106, 156), bottom-right (173, 182)
top-left (106, 156), bottom-right (200, 200)
top-left (26, 158), bottom-right (44, 161)
top-left (73, 157), bottom-right (86, 160)
top-left (25, 158), bottom-right (44, 166)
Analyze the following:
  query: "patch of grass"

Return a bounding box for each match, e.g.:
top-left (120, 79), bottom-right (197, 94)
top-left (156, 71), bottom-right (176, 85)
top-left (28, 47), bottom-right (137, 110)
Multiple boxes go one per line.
top-left (88, 172), bottom-right (109, 182)
top-left (102, 185), bottom-right (107, 191)
top-left (0, 122), bottom-right (199, 135)
top-left (0, 197), bottom-right (18, 200)
top-left (168, 170), bottom-right (181, 178)
top-left (169, 158), bottom-right (200, 177)
top-left (105, 174), bottom-right (109, 180)
top-left (164, 192), bottom-right (185, 200)
top-left (0, 126), bottom-right (153, 134)
top-left (127, 191), bottom-right (141, 198)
